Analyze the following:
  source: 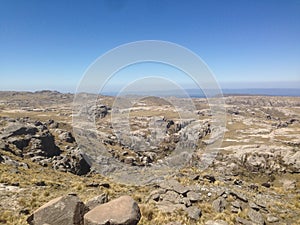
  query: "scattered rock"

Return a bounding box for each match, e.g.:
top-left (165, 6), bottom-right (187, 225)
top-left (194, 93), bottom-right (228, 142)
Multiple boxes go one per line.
top-left (236, 217), bottom-right (256, 225)
top-left (147, 189), bottom-right (166, 202)
top-left (280, 178), bottom-right (296, 190)
top-left (19, 208), bottom-right (30, 215)
top-left (203, 174), bottom-right (216, 183)
top-left (35, 181), bottom-right (46, 186)
top-left (248, 184), bottom-right (258, 191)
top-left (212, 197), bottom-right (227, 212)
top-left (86, 182), bottom-right (100, 188)
top-left (0, 155), bottom-right (29, 168)
top-left (160, 190), bottom-right (182, 204)
top-left (261, 182), bottom-right (271, 188)
top-left (85, 193), bottom-right (108, 210)
top-left (234, 179), bottom-right (243, 186)
top-left (123, 156), bottom-right (135, 165)
top-left (231, 206), bottom-right (239, 213)
top-left (230, 191), bottom-right (248, 202)
top-left (249, 202), bottom-right (260, 210)
top-left (0, 143), bottom-right (10, 151)
top-left (99, 183), bottom-right (110, 188)
top-left (254, 196), bottom-right (267, 209)
top-left (58, 131), bottom-right (75, 143)
top-left (157, 201), bottom-right (186, 213)
top-left (231, 200), bottom-right (241, 209)
top-left (231, 200), bottom-right (241, 213)
top-left (185, 206), bottom-right (201, 220)
top-left (187, 191), bottom-right (201, 202)
top-left (190, 174), bottom-right (200, 180)
top-left (159, 179), bottom-right (189, 194)
top-left (266, 215), bottom-right (279, 223)
top-left (247, 208), bottom-right (265, 225)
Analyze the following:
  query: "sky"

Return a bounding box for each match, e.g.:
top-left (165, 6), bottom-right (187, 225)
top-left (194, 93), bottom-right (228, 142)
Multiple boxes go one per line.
top-left (0, 0), bottom-right (300, 92)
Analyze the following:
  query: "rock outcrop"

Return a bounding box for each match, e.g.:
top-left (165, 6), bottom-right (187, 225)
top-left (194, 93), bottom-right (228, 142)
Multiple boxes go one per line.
top-left (0, 118), bottom-right (91, 175)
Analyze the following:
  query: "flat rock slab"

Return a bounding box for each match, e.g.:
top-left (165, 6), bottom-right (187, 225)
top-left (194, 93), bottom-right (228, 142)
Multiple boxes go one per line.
top-left (230, 191), bottom-right (248, 202)
top-left (159, 179), bottom-right (189, 194)
top-left (187, 191), bottom-right (201, 202)
top-left (84, 195), bottom-right (141, 225)
top-left (27, 194), bottom-right (86, 225)
top-left (157, 201), bottom-right (186, 213)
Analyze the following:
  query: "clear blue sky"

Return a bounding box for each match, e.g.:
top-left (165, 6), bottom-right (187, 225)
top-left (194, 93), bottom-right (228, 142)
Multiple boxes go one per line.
top-left (0, 0), bottom-right (299, 92)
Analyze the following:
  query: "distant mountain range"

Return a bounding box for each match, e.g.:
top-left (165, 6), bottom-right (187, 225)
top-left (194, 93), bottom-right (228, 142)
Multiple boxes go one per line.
top-left (102, 88), bottom-right (300, 98)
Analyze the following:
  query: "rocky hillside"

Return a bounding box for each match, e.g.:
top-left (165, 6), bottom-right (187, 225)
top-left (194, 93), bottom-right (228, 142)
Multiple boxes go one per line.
top-left (0, 91), bottom-right (299, 225)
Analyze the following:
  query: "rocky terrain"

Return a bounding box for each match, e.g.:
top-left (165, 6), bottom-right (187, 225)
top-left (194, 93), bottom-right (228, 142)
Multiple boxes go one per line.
top-left (0, 91), bottom-right (299, 225)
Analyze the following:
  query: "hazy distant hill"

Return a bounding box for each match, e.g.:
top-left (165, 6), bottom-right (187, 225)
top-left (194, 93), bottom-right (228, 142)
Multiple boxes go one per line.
top-left (102, 88), bottom-right (300, 98)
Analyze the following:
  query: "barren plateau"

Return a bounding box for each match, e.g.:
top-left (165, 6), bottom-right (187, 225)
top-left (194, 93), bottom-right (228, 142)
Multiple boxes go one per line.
top-left (0, 91), bottom-right (299, 225)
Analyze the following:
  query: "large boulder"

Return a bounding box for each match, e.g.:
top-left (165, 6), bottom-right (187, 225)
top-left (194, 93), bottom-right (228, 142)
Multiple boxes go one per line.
top-left (84, 195), bottom-right (141, 225)
top-left (27, 194), bottom-right (86, 225)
